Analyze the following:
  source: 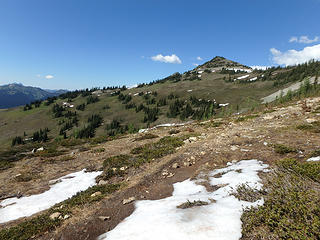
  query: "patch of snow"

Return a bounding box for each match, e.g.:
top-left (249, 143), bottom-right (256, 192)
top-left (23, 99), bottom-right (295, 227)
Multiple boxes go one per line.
top-left (187, 90), bottom-right (193, 92)
top-left (237, 75), bottom-right (250, 80)
top-left (198, 75), bottom-right (202, 78)
top-left (0, 169), bottom-right (102, 224)
top-left (219, 103), bottom-right (229, 107)
top-left (198, 71), bottom-right (204, 74)
top-left (138, 121), bottom-right (193, 133)
top-left (133, 93), bottom-right (139, 96)
top-left (227, 68), bottom-right (252, 73)
top-left (98, 160), bottom-right (268, 240)
top-left (249, 77), bottom-right (257, 82)
top-left (127, 84), bottom-right (138, 89)
top-left (307, 156), bottom-right (320, 162)
top-left (251, 66), bottom-right (269, 71)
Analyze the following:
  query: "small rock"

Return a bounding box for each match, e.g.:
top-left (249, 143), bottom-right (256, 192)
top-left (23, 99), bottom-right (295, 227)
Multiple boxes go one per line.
top-left (98, 216), bottom-right (111, 221)
top-left (172, 163), bottom-right (180, 169)
top-left (99, 180), bottom-right (108, 185)
top-left (37, 147), bottom-right (44, 152)
top-left (49, 212), bottom-right (61, 220)
top-left (167, 173), bottom-right (175, 178)
top-left (189, 137), bottom-right (197, 142)
top-left (263, 142), bottom-right (268, 146)
top-left (200, 151), bottom-right (205, 155)
top-left (162, 170), bottom-right (169, 176)
top-left (91, 191), bottom-right (102, 197)
top-left (123, 197), bottom-right (136, 205)
top-left (64, 214), bottom-right (70, 220)
top-left (230, 146), bottom-right (238, 151)
top-left (190, 156), bottom-right (195, 161)
top-left (306, 118), bottom-right (317, 123)
top-left (49, 179), bottom-right (62, 185)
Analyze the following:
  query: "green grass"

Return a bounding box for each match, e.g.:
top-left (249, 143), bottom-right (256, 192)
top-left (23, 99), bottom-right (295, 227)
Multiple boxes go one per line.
top-left (100, 135), bottom-right (193, 180)
top-left (296, 121), bottom-right (320, 133)
top-left (134, 133), bottom-right (159, 141)
top-left (273, 143), bottom-right (298, 154)
top-left (235, 114), bottom-right (259, 122)
top-left (241, 159), bottom-right (320, 240)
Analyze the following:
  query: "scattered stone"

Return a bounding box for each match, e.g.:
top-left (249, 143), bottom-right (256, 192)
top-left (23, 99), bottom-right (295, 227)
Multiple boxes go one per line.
top-left (306, 118), bottom-right (317, 123)
top-left (37, 147), bottom-right (44, 152)
top-left (189, 137), bottom-right (197, 142)
top-left (98, 180), bottom-right (108, 185)
top-left (230, 146), bottom-right (239, 151)
top-left (183, 162), bottom-right (192, 167)
top-left (123, 197), bottom-right (136, 205)
top-left (190, 156), bottom-right (195, 161)
top-left (240, 149), bottom-right (250, 152)
top-left (49, 179), bottom-right (62, 185)
top-left (172, 163), bottom-right (180, 169)
top-left (64, 214), bottom-right (70, 220)
top-left (263, 142), bottom-right (268, 146)
top-left (91, 191), bottom-right (102, 197)
top-left (98, 216), bottom-right (111, 221)
top-left (162, 170), bottom-right (169, 176)
top-left (167, 173), bottom-right (175, 178)
top-left (200, 151), bottom-right (205, 155)
top-left (49, 212), bottom-right (61, 220)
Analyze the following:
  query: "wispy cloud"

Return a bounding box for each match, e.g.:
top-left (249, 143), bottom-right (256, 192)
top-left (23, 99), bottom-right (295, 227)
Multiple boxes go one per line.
top-left (196, 56), bottom-right (202, 61)
top-left (270, 44), bottom-right (320, 66)
top-left (151, 54), bottom-right (182, 64)
top-left (289, 35), bottom-right (319, 44)
top-left (45, 75), bottom-right (54, 79)
top-left (192, 63), bottom-right (199, 66)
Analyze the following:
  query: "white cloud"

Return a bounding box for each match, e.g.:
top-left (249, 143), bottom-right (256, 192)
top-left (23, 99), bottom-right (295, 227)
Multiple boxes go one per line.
top-left (192, 63), bottom-right (199, 66)
top-left (151, 54), bottom-right (182, 64)
top-left (270, 44), bottom-right (320, 66)
top-left (36, 74), bottom-right (41, 78)
top-left (289, 35), bottom-right (319, 44)
top-left (45, 75), bottom-right (54, 79)
top-left (196, 56), bottom-right (203, 61)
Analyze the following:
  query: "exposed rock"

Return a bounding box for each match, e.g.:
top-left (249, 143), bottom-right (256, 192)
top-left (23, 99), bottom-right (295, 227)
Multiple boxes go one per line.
top-left (98, 180), bottom-right (108, 185)
top-left (230, 145), bottom-right (239, 151)
top-left (49, 179), bottom-right (62, 185)
top-left (123, 197), bottom-right (136, 205)
top-left (37, 147), bottom-right (44, 152)
top-left (189, 137), bottom-right (197, 142)
top-left (91, 191), bottom-right (102, 197)
top-left (98, 216), bottom-right (111, 221)
top-left (172, 163), bottom-right (180, 169)
top-left (306, 118), bottom-right (317, 123)
top-left (49, 212), bottom-right (61, 220)
top-left (167, 173), bottom-right (175, 178)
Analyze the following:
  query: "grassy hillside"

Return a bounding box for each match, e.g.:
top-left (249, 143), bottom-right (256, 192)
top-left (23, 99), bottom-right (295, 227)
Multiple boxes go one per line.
top-left (0, 57), bottom-right (319, 149)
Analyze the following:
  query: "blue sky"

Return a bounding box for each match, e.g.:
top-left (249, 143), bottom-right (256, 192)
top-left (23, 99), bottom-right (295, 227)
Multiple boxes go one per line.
top-left (0, 0), bottom-right (319, 90)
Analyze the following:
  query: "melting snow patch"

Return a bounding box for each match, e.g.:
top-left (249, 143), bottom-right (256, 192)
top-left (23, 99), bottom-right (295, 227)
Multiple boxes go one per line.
top-left (249, 77), bottom-right (257, 82)
top-left (0, 169), bottom-right (102, 224)
top-left (237, 75), bottom-right (250, 80)
top-left (219, 103), bottom-right (229, 107)
top-left (187, 89), bottom-right (193, 92)
top-left (307, 156), bottom-right (320, 162)
top-left (98, 159), bottom-right (268, 240)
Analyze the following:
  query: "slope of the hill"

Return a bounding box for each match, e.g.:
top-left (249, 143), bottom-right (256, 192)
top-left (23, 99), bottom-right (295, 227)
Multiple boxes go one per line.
top-left (0, 57), bottom-right (319, 150)
top-left (0, 95), bottom-right (319, 240)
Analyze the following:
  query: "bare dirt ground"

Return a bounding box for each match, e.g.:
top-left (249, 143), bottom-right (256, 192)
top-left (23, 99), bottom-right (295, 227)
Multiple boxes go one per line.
top-left (1, 97), bottom-right (320, 239)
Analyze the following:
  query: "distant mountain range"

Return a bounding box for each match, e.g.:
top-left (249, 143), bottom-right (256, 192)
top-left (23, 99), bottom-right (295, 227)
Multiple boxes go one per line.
top-left (0, 83), bottom-right (67, 109)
